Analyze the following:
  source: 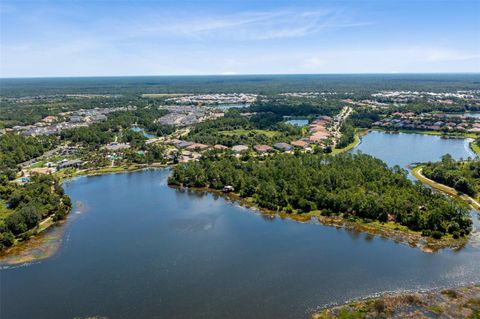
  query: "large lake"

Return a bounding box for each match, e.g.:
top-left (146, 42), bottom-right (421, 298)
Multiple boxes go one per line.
top-left (2, 132), bottom-right (479, 319)
top-left (355, 131), bottom-right (476, 168)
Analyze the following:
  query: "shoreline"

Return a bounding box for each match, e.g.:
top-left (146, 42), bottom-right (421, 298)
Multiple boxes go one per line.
top-left (411, 166), bottom-right (480, 211)
top-left (331, 129), bottom-right (367, 155)
top-left (372, 127), bottom-right (479, 139)
top-left (312, 284), bottom-right (480, 319)
top-left (2, 130), bottom-right (477, 264)
top-left (470, 140), bottom-right (480, 156)
top-left (0, 164), bottom-right (167, 266)
top-left (173, 185), bottom-right (469, 253)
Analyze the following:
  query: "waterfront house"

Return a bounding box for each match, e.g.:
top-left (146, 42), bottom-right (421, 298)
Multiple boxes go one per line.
top-left (186, 143), bottom-right (209, 151)
top-left (291, 140), bottom-right (309, 149)
top-left (231, 145), bottom-right (249, 153)
top-left (273, 142), bottom-right (293, 152)
top-left (176, 141), bottom-right (194, 149)
top-left (213, 144), bottom-right (228, 151)
top-left (58, 159), bottom-right (83, 170)
top-left (103, 142), bottom-right (131, 151)
top-left (254, 145), bottom-right (273, 154)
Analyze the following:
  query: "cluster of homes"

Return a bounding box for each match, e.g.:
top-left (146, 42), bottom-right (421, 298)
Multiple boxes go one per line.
top-left (279, 92), bottom-right (339, 98)
top-left (165, 93), bottom-right (257, 105)
top-left (2, 94), bottom-right (119, 104)
top-left (373, 112), bottom-right (480, 134)
top-left (371, 90), bottom-right (480, 104)
top-left (16, 158), bottom-right (84, 183)
top-left (305, 116), bottom-right (333, 144)
top-left (157, 105), bottom-right (224, 126)
top-left (162, 138), bottom-right (316, 163)
top-left (343, 98), bottom-right (390, 109)
top-left (2, 107), bottom-right (134, 136)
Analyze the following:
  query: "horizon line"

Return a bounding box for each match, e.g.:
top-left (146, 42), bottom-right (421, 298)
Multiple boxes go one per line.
top-left (1, 72), bottom-right (480, 80)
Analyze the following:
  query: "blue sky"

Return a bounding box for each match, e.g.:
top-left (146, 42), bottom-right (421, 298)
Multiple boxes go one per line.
top-left (1, 0), bottom-right (479, 77)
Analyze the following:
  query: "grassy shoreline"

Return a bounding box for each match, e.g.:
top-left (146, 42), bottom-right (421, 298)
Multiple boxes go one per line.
top-left (373, 127), bottom-right (479, 139)
top-left (412, 166), bottom-right (480, 211)
top-left (331, 129), bottom-right (367, 155)
top-left (313, 285), bottom-right (480, 319)
top-left (470, 140), bottom-right (480, 156)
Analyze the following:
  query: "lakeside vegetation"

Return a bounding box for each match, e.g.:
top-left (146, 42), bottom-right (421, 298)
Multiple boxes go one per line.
top-left (422, 154), bottom-right (479, 198)
top-left (313, 285), bottom-right (480, 319)
top-left (169, 152), bottom-right (472, 239)
top-left (0, 174), bottom-right (71, 250)
top-left (0, 134), bottom-right (70, 251)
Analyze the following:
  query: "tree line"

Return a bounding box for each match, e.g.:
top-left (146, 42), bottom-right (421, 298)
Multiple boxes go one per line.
top-left (0, 174), bottom-right (71, 250)
top-left (423, 154), bottom-right (479, 197)
top-left (169, 152), bottom-right (472, 239)
top-left (186, 110), bottom-right (303, 146)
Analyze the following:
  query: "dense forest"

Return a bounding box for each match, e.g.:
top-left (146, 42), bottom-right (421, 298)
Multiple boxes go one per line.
top-left (0, 174), bottom-right (71, 250)
top-left (423, 154), bottom-right (479, 197)
top-left (169, 153), bottom-right (472, 239)
top-left (336, 121), bottom-right (355, 148)
top-left (0, 133), bottom-right (58, 181)
top-left (0, 134), bottom-right (72, 251)
top-left (2, 74), bottom-right (479, 97)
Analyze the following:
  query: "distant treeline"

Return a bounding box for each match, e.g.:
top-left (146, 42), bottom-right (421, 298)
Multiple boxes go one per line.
top-left (248, 96), bottom-right (343, 116)
top-left (169, 152), bottom-right (472, 239)
top-left (2, 74), bottom-right (479, 97)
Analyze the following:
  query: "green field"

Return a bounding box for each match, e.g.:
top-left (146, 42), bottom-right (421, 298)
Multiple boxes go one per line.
top-left (470, 141), bottom-right (480, 156)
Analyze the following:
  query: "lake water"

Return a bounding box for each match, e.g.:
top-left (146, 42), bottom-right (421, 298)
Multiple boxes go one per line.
top-left (131, 127), bottom-right (155, 139)
top-left (2, 132), bottom-right (480, 319)
top-left (285, 119), bottom-right (309, 127)
top-left (354, 131), bottom-right (476, 168)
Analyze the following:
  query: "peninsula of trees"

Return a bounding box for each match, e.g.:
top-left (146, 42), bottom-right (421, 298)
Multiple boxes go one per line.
top-left (169, 153), bottom-right (472, 239)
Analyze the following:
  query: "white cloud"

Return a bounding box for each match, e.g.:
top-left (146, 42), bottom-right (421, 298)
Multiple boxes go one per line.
top-left (122, 8), bottom-right (370, 41)
top-left (424, 49), bottom-right (480, 62)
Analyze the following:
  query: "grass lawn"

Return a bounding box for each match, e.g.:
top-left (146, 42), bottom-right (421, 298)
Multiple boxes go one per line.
top-left (31, 161), bottom-right (45, 168)
top-left (470, 141), bottom-right (480, 156)
top-left (218, 129), bottom-right (281, 138)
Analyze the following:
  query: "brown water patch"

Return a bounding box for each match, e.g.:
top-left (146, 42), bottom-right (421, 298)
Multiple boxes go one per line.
top-left (0, 201), bottom-right (86, 267)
